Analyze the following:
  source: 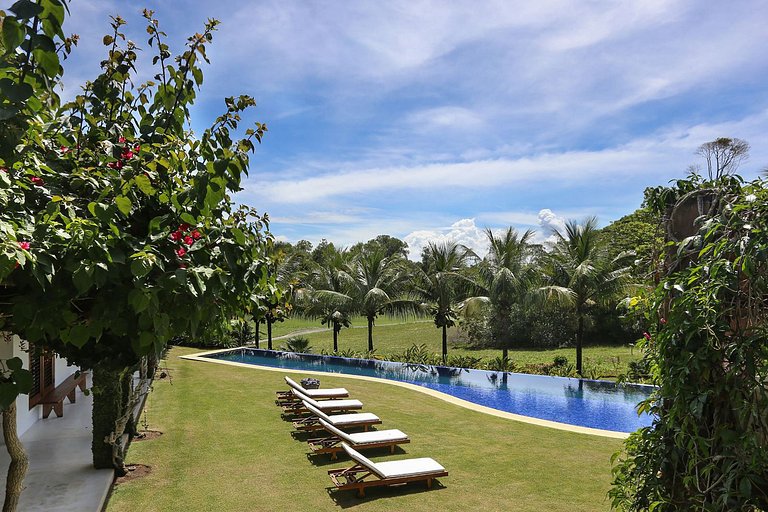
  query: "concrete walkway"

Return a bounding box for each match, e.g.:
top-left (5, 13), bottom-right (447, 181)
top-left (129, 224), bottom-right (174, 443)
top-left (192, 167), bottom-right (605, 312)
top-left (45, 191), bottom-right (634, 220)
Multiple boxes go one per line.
top-left (0, 381), bottom-right (114, 511)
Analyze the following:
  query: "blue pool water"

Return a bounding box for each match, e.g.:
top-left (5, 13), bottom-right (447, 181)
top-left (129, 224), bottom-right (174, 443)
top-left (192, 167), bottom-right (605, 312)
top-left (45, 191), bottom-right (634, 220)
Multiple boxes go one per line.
top-left (204, 348), bottom-right (654, 433)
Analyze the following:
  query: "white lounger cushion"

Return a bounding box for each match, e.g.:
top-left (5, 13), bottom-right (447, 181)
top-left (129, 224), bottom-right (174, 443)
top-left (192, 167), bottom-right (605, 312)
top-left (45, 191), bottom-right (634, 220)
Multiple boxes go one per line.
top-left (342, 443), bottom-right (445, 480)
top-left (291, 388), bottom-right (362, 410)
top-left (319, 419), bottom-right (407, 445)
top-left (304, 402), bottom-right (379, 425)
top-left (375, 458), bottom-right (446, 479)
top-left (284, 376), bottom-right (348, 397)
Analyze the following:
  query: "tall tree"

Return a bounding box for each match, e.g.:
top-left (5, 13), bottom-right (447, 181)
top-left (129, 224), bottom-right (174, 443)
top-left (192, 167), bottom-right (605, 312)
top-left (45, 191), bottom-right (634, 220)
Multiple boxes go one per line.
top-left (413, 241), bottom-right (476, 362)
top-left (347, 248), bottom-right (411, 352)
top-left (0, 8), bottom-right (276, 483)
top-left (465, 228), bottom-right (539, 360)
top-left (539, 218), bottom-right (630, 375)
top-left (297, 247), bottom-right (354, 352)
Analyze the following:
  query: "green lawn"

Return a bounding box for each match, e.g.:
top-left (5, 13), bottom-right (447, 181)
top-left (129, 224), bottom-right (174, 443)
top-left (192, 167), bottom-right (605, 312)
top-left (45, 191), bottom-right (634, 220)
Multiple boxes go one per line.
top-left (267, 317), bottom-right (641, 378)
top-left (106, 346), bottom-right (624, 512)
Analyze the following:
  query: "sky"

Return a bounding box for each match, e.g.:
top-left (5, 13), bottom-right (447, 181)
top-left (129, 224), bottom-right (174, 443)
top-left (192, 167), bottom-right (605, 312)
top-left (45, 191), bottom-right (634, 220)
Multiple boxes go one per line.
top-left (54, 0), bottom-right (768, 259)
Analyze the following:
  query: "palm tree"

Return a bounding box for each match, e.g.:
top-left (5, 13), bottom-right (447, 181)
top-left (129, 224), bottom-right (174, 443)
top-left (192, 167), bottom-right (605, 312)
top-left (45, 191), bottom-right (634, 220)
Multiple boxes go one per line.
top-left (297, 247), bottom-right (355, 353)
top-left (465, 227), bottom-right (539, 360)
top-left (539, 217), bottom-right (630, 375)
top-left (412, 241), bottom-right (476, 362)
top-left (346, 248), bottom-right (412, 352)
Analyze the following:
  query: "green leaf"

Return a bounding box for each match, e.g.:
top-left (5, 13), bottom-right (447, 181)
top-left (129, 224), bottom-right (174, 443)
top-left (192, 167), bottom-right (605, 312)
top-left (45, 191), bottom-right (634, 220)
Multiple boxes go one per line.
top-left (115, 195), bottom-right (132, 216)
top-left (180, 212), bottom-right (196, 225)
top-left (128, 289), bottom-right (151, 313)
top-left (231, 227), bottom-right (246, 245)
top-left (14, 369), bottom-right (32, 394)
top-left (6, 357), bottom-right (23, 372)
top-left (1, 17), bottom-right (25, 50)
top-left (72, 265), bottom-right (92, 293)
top-left (130, 258), bottom-right (152, 278)
top-left (134, 174), bottom-right (156, 196)
top-left (32, 48), bottom-right (60, 78)
top-left (68, 324), bottom-right (90, 348)
top-left (11, 0), bottom-right (44, 19)
top-left (0, 79), bottom-right (34, 102)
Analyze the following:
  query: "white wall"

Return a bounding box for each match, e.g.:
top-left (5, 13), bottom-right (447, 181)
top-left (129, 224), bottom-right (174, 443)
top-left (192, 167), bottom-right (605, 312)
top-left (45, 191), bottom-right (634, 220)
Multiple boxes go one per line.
top-left (0, 334), bottom-right (80, 440)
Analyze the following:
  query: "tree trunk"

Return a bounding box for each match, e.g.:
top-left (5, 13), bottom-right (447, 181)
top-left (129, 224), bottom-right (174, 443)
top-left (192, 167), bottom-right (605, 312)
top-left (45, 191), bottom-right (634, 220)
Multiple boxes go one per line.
top-left (367, 317), bottom-right (374, 353)
top-left (267, 317), bottom-right (273, 350)
top-left (441, 325), bottom-right (448, 363)
top-left (254, 321), bottom-right (260, 348)
top-left (92, 365), bottom-right (127, 474)
top-left (576, 315), bottom-right (584, 376)
top-left (333, 324), bottom-right (339, 352)
top-left (2, 402), bottom-right (28, 512)
top-left (502, 346), bottom-right (508, 361)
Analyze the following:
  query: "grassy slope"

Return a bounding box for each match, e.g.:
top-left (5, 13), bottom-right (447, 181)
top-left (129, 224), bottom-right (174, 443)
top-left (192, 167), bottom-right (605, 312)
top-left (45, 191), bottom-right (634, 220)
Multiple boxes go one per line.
top-left (271, 318), bottom-right (641, 376)
top-left (107, 346), bottom-right (623, 512)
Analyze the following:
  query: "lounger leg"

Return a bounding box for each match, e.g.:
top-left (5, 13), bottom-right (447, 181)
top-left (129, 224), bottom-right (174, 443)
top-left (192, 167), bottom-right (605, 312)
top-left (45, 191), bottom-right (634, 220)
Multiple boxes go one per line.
top-left (389, 445), bottom-right (395, 454)
top-left (427, 478), bottom-right (433, 489)
top-left (357, 487), bottom-right (365, 498)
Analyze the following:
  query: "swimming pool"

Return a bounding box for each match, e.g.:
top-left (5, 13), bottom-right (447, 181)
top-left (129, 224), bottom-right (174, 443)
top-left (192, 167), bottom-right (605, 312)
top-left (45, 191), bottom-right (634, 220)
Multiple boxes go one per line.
top-left (199, 348), bottom-right (653, 433)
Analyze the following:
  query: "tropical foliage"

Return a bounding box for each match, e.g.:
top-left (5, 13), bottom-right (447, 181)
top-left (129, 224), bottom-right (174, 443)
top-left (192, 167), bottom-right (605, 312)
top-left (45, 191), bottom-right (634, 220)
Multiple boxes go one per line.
top-left (610, 172), bottom-right (768, 510)
top-left (0, 2), bottom-right (276, 483)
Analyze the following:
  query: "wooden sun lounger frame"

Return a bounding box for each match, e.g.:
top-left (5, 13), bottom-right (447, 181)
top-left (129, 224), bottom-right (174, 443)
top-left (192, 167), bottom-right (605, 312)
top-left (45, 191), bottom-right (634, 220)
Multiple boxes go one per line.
top-left (290, 413), bottom-right (380, 432)
top-left (328, 463), bottom-right (448, 497)
top-left (280, 391), bottom-right (360, 415)
top-left (308, 433), bottom-right (409, 460)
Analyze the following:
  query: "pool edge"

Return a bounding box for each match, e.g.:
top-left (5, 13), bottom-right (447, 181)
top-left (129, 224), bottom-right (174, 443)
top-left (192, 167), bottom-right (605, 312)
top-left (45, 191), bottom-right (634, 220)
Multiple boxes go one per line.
top-left (180, 348), bottom-right (631, 440)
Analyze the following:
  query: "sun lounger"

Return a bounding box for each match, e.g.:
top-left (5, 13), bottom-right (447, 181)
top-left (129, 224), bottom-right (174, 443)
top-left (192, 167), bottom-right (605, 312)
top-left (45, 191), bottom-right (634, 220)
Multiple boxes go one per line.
top-left (292, 401), bottom-right (381, 432)
top-left (328, 443), bottom-right (448, 497)
top-left (275, 376), bottom-right (349, 406)
top-left (281, 388), bottom-right (362, 415)
top-left (308, 419), bottom-right (409, 459)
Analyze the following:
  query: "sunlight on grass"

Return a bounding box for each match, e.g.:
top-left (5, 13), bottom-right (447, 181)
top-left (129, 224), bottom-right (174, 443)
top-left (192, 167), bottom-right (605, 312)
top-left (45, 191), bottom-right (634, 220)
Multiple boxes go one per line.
top-left (106, 346), bottom-right (624, 512)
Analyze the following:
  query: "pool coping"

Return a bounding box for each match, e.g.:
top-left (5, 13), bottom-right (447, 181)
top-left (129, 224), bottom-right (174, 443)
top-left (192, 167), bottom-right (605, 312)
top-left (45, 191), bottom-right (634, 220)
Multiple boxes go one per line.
top-left (181, 347), bottom-right (632, 440)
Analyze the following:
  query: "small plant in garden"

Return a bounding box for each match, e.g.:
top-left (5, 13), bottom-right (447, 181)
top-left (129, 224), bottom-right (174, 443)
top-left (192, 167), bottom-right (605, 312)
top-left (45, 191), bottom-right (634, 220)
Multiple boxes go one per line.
top-left (485, 355), bottom-right (515, 372)
top-left (279, 336), bottom-right (312, 353)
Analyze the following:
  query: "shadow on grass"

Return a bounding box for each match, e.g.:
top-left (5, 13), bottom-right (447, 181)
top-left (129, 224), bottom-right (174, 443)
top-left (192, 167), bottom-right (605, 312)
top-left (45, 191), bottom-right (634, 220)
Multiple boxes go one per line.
top-left (325, 480), bottom-right (448, 508)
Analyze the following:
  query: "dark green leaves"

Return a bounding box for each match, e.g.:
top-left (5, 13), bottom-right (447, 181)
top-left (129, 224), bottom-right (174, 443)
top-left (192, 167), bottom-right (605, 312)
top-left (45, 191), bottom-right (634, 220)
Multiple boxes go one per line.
top-left (1, 16), bottom-right (25, 50)
top-left (10, 0), bottom-right (44, 19)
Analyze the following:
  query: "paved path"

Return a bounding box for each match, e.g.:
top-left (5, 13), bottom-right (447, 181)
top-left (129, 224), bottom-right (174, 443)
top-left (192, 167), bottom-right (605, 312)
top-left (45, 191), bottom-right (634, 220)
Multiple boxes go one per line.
top-left (0, 377), bottom-right (113, 511)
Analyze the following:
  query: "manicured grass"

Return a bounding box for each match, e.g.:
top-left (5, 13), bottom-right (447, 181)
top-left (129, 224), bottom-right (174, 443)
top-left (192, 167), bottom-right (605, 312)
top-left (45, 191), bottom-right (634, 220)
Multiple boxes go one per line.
top-left (270, 317), bottom-right (641, 377)
top-left (106, 346), bottom-right (624, 512)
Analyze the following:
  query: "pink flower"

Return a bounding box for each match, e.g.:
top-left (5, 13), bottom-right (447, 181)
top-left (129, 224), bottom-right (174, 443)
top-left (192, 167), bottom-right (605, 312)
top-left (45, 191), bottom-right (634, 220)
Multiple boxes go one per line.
top-left (108, 160), bottom-right (124, 170)
top-left (0, 167), bottom-right (7, 173)
top-left (170, 230), bottom-right (183, 241)
top-left (118, 136), bottom-right (126, 143)
top-left (121, 150), bottom-right (134, 160)
top-left (134, 145), bottom-right (141, 153)
top-left (643, 332), bottom-right (651, 341)
top-left (183, 236), bottom-right (194, 246)
top-left (191, 230), bottom-right (202, 240)
top-left (60, 146), bottom-right (70, 153)
top-left (660, 317), bottom-right (667, 325)
top-left (30, 176), bottom-right (44, 186)
top-left (178, 223), bottom-right (190, 232)
top-left (18, 241), bottom-right (30, 250)
top-left (179, 263), bottom-right (187, 269)
top-left (175, 247), bottom-right (187, 258)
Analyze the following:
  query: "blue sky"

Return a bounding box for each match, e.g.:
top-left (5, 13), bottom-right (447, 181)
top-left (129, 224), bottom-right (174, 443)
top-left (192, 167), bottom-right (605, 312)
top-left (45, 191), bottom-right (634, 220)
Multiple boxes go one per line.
top-left (59, 1), bottom-right (768, 259)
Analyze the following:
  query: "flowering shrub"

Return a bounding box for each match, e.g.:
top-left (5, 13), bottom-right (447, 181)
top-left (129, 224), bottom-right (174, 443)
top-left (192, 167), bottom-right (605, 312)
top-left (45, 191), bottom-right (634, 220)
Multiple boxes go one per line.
top-left (0, 2), bottom-right (279, 470)
top-left (610, 175), bottom-right (768, 511)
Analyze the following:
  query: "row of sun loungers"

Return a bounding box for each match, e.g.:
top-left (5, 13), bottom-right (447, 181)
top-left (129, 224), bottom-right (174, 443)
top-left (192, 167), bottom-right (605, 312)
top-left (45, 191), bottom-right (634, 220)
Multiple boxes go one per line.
top-left (277, 376), bottom-right (448, 497)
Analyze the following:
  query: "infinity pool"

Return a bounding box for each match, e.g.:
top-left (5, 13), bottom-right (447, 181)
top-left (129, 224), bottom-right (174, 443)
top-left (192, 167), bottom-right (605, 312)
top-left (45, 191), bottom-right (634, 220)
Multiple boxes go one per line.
top-left (203, 348), bottom-right (653, 433)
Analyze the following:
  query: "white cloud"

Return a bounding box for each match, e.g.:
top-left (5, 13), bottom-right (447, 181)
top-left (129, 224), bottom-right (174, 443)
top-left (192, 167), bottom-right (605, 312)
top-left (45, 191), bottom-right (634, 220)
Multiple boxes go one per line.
top-left (403, 218), bottom-right (488, 261)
